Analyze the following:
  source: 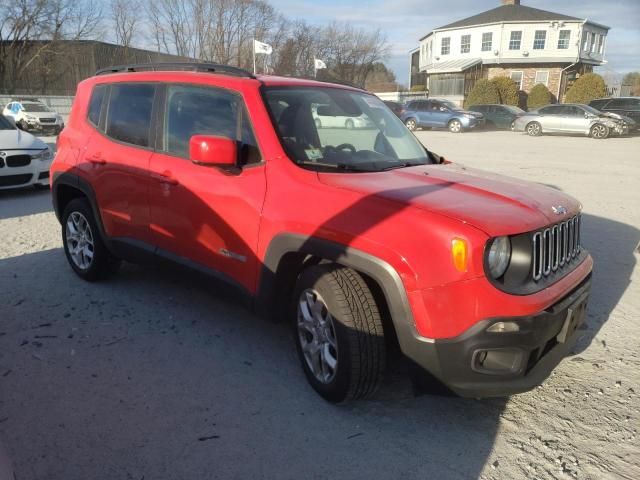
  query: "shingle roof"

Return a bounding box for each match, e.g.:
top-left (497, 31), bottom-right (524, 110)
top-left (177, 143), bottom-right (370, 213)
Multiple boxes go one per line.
top-left (435, 4), bottom-right (582, 30)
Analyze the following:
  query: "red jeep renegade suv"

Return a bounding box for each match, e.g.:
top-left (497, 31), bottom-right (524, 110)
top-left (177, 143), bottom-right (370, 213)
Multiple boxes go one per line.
top-left (51, 63), bottom-right (592, 402)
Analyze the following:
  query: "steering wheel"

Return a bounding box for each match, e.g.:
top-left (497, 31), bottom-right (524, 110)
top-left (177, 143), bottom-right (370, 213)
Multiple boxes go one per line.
top-left (334, 143), bottom-right (357, 153)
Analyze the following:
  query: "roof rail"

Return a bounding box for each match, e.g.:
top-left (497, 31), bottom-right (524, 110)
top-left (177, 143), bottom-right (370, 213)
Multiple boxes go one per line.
top-left (95, 62), bottom-right (256, 79)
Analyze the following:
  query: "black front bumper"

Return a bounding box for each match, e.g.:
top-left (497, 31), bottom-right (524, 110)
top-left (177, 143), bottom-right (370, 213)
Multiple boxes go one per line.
top-left (409, 275), bottom-right (591, 398)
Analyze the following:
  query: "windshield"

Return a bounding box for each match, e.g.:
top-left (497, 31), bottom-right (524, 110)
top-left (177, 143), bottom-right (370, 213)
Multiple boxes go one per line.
top-left (581, 104), bottom-right (603, 115)
top-left (22, 102), bottom-right (51, 112)
top-left (0, 115), bottom-right (16, 130)
top-left (441, 100), bottom-right (462, 111)
top-left (264, 87), bottom-right (432, 172)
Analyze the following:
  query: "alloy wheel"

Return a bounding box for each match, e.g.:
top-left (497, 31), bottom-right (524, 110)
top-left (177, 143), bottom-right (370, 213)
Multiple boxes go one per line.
top-left (591, 124), bottom-right (608, 138)
top-left (449, 120), bottom-right (462, 133)
top-left (297, 289), bottom-right (339, 384)
top-left (65, 211), bottom-right (94, 270)
top-left (527, 122), bottom-right (541, 136)
top-left (405, 119), bottom-right (417, 131)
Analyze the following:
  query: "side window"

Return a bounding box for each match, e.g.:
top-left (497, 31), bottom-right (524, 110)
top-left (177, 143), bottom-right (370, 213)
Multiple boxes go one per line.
top-left (539, 106), bottom-right (560, 115)
top-left (608, 99), bottom-right (631, 109)
top-left (87, 84), bottom-right (107, 127)
top-left (106, 83), bottom-right (155, 147)
top-left (163, 85), bottom-right (261, 164)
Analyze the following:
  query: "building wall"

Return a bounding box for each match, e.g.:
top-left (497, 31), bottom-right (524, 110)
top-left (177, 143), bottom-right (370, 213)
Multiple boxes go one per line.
top-left (418, 21), bottom-right (607, 72)
top-left (486, 64), bottom-right (562, 97)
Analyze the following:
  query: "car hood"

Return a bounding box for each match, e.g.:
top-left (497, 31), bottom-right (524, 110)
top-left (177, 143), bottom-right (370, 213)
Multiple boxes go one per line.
top-left (317, 164), bottom-right (581, 236)
top-left (0, 129), bottom-right (47, 150)
top-left (601, 111), bottom-right (635, 124)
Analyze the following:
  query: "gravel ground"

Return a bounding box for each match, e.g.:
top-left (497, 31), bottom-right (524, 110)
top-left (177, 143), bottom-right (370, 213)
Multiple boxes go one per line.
top-left (0, 130), bottom-right (639, 480)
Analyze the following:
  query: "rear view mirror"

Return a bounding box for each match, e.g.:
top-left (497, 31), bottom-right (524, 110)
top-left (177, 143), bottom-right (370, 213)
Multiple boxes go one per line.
top-left (189, 135), bottom-right (237, 167)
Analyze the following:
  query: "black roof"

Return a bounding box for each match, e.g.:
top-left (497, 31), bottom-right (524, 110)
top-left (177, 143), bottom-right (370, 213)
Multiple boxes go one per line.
top-left (435, 4), bottom-right (583, 30)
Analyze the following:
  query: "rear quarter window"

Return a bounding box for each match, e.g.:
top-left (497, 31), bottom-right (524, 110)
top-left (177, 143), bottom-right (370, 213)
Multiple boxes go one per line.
top-left (87, 84), bottom-right (107, 127)
top-left (106, 83), bottom-right (156, 147)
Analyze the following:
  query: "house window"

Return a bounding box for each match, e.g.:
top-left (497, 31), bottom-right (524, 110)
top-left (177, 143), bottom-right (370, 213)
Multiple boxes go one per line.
top-left (535, 71), bottom-right (549, 86)
top-left (461, 35), bottom-right (471, 53)
top-left (441, 37), bottom-right (450, 55)
top-left (510, 71), bottom-right (523, 90)
top-left (583, 32), bottom-right (590, 51)
top-left (509, 31), bottom-right (522, 50)
top-left (481, 32), bottom-right (492, 51)
top-left (558, 30), bottom-right (571, 49)
top-left (533, 30), bottom-right (546, 50)
top-left (590, 33), bottom-right (597, 52)
top-left (597, 35), bottom-right (604, 54)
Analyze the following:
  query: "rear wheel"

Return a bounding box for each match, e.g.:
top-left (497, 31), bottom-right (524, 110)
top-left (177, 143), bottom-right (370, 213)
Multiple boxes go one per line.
top-left (526, 121), bottom-right (542, 136)
top-left (590, 123), bottom-right (609, 139)
top-left (404, 118), bottom-right (417, 131)
top-left (293, 264), bottom-right (386, 402)
top-left (62, 198), bottom-right (120, 281)
top-left (448, 119), bottom-right (462, 133)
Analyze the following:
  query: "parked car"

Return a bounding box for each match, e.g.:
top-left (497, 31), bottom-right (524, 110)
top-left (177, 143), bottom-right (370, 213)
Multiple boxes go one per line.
top-left (383, 100), bottom-right (405, 118)
top-left (513, 103), bottom-right (627, 138)
top-left (2, 99), bottom-right (64, 135)
top-left (312, 104), bottom-right (374, 129)
top-left (467, 104), bottom-right (526, 130)
top-left (401, 99), bottom-right (485, 132)
top-left (0, 113), bottom-right (53, 189)
top-left (589, 97), bottom-right (639, 131)
top-left (51, 63), bottom-right (592, 402)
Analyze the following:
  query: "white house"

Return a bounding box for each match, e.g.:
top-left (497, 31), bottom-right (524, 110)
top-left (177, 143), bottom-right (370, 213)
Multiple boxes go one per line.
top-left (410, 0), bottom-right (609, 105)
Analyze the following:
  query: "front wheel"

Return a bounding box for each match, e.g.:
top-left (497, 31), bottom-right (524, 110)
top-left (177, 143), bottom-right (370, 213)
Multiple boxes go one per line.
top-left (526, 121), bottom-right (542, 136)
top-left (62, 198), bottom-right (120, 281)
top-left (448, 119), bottom-right (462, 133)
top-left (293, 264), bottom-right (386, 402)
top-left (590, 123), bottom-right (609, 139)
top-left (404, 118), bottom-right (417, 131)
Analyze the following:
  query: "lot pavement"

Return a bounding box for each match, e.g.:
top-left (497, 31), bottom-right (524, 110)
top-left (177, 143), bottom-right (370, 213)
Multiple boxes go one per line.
top-left (1, 130), bottom-right (639, 479)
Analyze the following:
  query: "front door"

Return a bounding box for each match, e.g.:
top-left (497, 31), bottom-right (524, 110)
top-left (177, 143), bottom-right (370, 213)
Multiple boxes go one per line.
top-left (148, 84), bottom-right (266, 293)
top-left (561, 106), bottom-right (590, 134)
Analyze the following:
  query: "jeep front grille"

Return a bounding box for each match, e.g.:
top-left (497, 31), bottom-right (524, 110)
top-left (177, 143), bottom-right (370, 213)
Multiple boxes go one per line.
top-left (531, 215), bottom-right (581, 281)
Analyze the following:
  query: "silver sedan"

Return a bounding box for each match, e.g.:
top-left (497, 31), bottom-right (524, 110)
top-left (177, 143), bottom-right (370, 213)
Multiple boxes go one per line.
top-left (513, 103), bottom-right (627, 139)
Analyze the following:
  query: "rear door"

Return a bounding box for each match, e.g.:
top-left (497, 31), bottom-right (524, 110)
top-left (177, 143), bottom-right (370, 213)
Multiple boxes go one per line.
top-left (428, 101), bottom-right (451, 127)
top-left (607, 98), bottom-right (640, 123)
top-left (81, 83), bottom-right (156, 243)
top-left (148, 84), bottom-right (266, 293)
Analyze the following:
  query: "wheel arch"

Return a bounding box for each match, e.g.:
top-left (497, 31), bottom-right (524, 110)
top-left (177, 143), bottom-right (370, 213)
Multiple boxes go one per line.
top-left (255, 233), bottom-right (416, 350)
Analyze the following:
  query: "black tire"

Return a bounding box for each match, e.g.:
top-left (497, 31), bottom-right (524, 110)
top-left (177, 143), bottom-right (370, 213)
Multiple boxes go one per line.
top-left (61, 198), bottom-right (120, 281)
top-left (293, 264), bottom-right (386, 402)
top-left (590, 123), bottom-right (609, 139)
top-left (526, 121), bottom-right (542, 136)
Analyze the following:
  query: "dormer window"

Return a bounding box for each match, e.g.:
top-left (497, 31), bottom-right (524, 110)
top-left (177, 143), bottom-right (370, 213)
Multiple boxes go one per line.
top-left (533, 30), bottom-right (546, 50)
top-left (481, 32), bottom-right (492, 52)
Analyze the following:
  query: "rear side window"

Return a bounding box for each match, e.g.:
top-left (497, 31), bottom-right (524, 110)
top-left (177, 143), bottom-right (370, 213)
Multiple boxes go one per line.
top-left (589, 99), bottom-right (608, 110)
top-left (106, 84), bottom-right (155, 147)
top-left (608, 98), bottom-right (637, 109)
top-left (87, 84), bottom-right (107, 127)
top-left (163, 84), bottom-right (261, 164)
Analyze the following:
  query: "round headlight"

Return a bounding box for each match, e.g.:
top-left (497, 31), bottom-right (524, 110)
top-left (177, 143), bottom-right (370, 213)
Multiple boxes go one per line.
top-left (487, 236), bottom-right (511, 279)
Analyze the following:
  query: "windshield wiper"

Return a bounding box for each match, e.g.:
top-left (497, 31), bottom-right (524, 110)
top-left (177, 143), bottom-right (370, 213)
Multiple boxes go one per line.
top-left (295, 160), bottom-right (373, 172)
top-left (380, 161), bottom-right (427, 171)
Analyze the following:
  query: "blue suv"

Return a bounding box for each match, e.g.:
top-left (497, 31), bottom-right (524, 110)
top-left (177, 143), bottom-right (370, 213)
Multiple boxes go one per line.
top-left (401, 99), bottom-right (484, 133)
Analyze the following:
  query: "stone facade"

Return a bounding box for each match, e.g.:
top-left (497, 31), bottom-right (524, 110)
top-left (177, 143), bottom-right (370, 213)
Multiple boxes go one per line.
top-left (485, 63), bottom-right (594, 102)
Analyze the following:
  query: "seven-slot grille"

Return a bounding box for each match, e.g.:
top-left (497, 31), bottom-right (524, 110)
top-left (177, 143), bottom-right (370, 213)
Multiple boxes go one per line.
top-left (532, 215), bottom-right (581, 281)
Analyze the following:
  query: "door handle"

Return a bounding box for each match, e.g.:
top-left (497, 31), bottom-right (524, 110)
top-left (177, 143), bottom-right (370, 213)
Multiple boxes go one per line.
top-left (87, 152), bottom-right (106, 165)
top-left (152, 171), bottom-right (179, 186)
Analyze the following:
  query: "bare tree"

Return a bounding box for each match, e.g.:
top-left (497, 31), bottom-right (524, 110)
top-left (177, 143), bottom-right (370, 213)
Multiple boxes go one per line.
top-left (111, 0), bottom-right (140, 49)
top-left (0, 0), bottom-right (102, 92)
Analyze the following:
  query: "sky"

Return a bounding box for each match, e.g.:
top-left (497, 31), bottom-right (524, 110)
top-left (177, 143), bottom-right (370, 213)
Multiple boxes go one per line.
top-left (269, 0), bottom-right (640, 85)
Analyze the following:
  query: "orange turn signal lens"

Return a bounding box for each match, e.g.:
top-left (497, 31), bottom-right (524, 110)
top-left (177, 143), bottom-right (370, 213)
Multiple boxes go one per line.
top-left (451, 238), bottom-right (468, 272)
